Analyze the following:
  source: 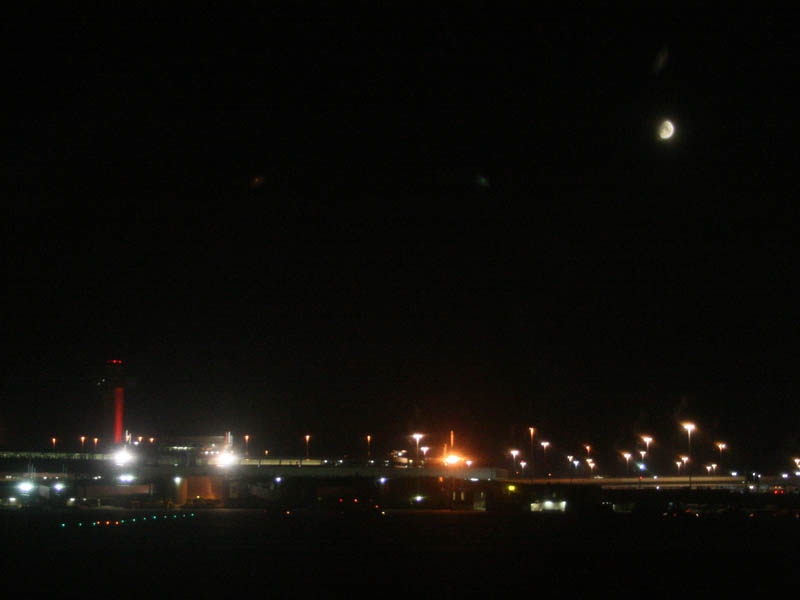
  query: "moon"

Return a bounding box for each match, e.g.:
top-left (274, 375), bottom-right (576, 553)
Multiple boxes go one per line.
top-left (658, 119), bottom-right (675, 140)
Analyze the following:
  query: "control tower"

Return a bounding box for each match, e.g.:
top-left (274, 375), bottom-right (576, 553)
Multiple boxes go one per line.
top-left (102, 359), bottom-right (126, 445)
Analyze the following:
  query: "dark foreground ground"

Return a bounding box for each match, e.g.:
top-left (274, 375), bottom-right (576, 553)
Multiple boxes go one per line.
top-left (3, 508), bottom-right (797, 597)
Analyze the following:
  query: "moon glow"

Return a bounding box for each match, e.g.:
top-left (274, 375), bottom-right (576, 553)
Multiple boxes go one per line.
top-left (658, 119), bottom-right (675, 140)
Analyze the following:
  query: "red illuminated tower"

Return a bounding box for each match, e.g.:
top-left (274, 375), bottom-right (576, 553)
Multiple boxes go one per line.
top-left (104, 359), bottom-right (125, 445)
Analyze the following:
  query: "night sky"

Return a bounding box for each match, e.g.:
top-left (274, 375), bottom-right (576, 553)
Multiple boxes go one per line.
top-left (3, 5), bottom-right (799, 470)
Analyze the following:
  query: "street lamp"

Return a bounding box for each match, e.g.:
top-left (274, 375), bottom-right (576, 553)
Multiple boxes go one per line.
top-left (305, 434), bottom-right (311, 458)
top-left (540, 442), bottom-right (550, 473)
top-left (622, 452), bottom-right (632, 474)
top-left (420, 446), bottom-right (429, 462)
top-left (716, 442), bottom-right (726, 463)
top-left (80, 436), bottom-right (86, 452)
top-left (528, 427), bottom-right (536, 472)
top-left (51, 437), bottom-right (56, 451)
top-left (93, 437), bottom-right (99, 451)
top-left (366, 434), bottom-right (372, 460)
top-left (510, 449), bottom-right (520, 472)
top-left (682, 423), bottom-right (696, 488)
top-left (584, 444), bottom-right (591, 457)
top-left (412, 433), bottom-right (423, 463)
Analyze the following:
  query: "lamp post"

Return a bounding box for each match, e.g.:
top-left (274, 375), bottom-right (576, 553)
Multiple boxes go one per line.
top-left (641, 435), bottom-right (652, 464)
top-left (510, 449), bottom-right (520, 474)
top-left (305, 434), bottom-right (310, 458)
top-left (244, 434), bottom-right (250, 456)
top-left (540, 441), bottom-right (550, 475)
top-left (528, 427), bottom-right (535, 474)
top-left (420, 446), bottom-right (429, 464)
top-left (80, 436), bottom-right (86, 452)
top-left (716, 442), bottom-right (726, 466)
top-left (412, 433), bottom-right (423, 464)
top-left (682, 423), bottom-right (696, 488)
top-left (51, 437), bottom-right (57, 451)
top-left (93, 437), bottom-right (99, 451)
top-left (622, 452), bottom-right (632, 474)
top-left (366, 435), bottom-right (372, 460)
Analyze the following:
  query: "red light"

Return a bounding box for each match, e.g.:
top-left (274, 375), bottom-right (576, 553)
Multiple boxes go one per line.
top-left (353, 498), bottom-right (358, 503)
top-left (339, 498), bottom-right (343, 503)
